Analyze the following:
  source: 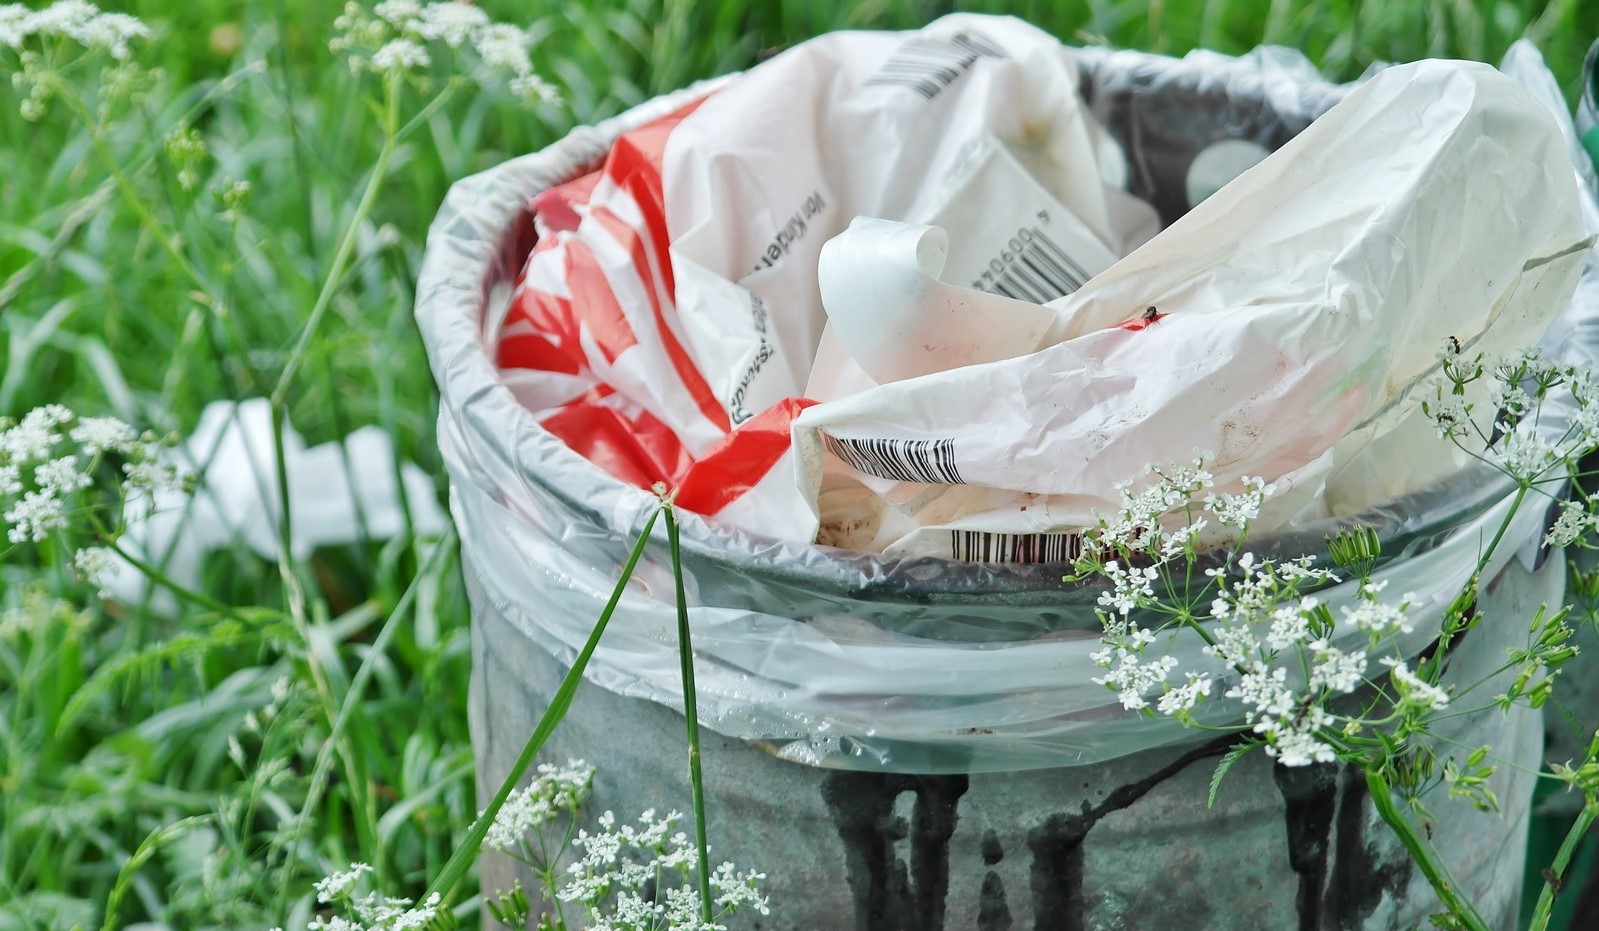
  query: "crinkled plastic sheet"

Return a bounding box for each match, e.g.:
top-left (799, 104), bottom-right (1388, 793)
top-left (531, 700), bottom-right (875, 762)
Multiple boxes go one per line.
top-left (417, 41), bottom-right (1599, 773)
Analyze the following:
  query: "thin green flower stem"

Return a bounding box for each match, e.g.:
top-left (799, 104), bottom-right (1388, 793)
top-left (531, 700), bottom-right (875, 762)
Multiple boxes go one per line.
top-left (1528, 802), bottom-right (1599, 931)
top-left (270, 73), bottom-right (400, 408)
top-left (395, 78), bottom-right (464, 141)
top-left (422, 508), bottom-right (662, 910)
top-left (664, 502), bottom-right (715, 922)
top-left (263, 75), bottom-right (401, 897)
top-left (99, 527), bottom-right (261, 626)
top-left (274, 528), bottom-right (457, 904)
top-left (266, 400), bottom-right (344, 761)
top-left (1429, 483), bottom-right (1529, 671)
top-left (1365, 769), bottom-right (1490, 931)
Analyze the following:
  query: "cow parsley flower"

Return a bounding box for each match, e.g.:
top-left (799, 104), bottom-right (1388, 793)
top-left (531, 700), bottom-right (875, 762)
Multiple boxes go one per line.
top-left (1494, 420), bottom-right (1564, 481)
top-left (5, 490), bottom-right (66, 543)
top-left (1204, 475), bottom-right (1274, 528)
top-left (329, 1), bottom-right (559, 103)
top-left (413, 1), bottom-right (487, 46)
top-left (35, 456), bottom-right (91, 496)
top-left (1342, 584), bottom-right (1415, 636)
top-left (72, 545), bottom-right (119, 596)
top-left (1091, 649), bottom-right (1177, 711)
top-left (1097, 559), bottom-right (1159, 616)
top-left (373, 0), bottom-right (423, 25)
top-left (121, 458), bottom-right (184, 495)
top-left (559, 808), bottom-right (767, 931)
top-left (1269, 723), bottom-right (1339, 767)
top-left (315, 862), bottom-right (374, 903)
top-left (369, 37), bottom-right (429, 74)
top-left (1155, 672), bottom-right (1213, 716)
top-left (1, 407), bottom-right (66, 461)
top-left (7, 1), bottom-right (149, 59)
top-left (1308, 640), bottom-right (1368, 693)
top-left (482, 758), bottom-right (595, 850)
top-left (0, 5), bottom-right (30, 49)
top-left (306, 862), bottom-right (443, 931)
top-left (1264, 598), bottom-right (1316, 651)
top-left (1381, 657), bottom-right (1451, 712)
top-left (69, 415), bottom-right (136, 455)
top-left (1545, 499), bottom-right (1598, 548)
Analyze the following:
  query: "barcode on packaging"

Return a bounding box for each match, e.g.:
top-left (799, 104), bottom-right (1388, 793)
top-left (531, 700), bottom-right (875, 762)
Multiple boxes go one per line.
top-left (826, 434), bottom-right (965, 485)
top-left (971, 225), bottom-right (1093, 303)
top-left (950, 531), bottom-right (1084, 564)
top-left (864, 31), bottom-right (1005, 101)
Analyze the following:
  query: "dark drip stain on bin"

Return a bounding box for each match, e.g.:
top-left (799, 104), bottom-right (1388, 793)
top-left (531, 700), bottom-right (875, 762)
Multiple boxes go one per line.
top-left (1274, 761), bottom-right (1339, 931)
top-left (1028, 738), bottom-right (1230, 930)
top-left (822, 740), bottom-right (1234, 930)
top-left (821, 772), bottom-right (970, 931)
top-left (1325, 768), bottom-right (1412, 928)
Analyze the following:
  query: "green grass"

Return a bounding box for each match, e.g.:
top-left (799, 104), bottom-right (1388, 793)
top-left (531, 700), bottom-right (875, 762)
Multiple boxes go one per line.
top-left (2, 1), bottom-right (1598, 929)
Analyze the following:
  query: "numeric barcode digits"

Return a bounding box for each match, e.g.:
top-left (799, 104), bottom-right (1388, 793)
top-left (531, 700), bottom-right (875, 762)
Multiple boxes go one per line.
top-left (974, 227), bottom-right (1092, 303)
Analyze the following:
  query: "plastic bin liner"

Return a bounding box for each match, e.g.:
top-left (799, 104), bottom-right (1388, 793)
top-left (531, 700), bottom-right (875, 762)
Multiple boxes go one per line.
top-left (416, 24), bottom-right (1599, 772)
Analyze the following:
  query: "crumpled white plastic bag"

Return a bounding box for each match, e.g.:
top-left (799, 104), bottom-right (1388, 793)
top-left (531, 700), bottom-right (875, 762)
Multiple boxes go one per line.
top-left (498, 14), bottom-right (1591, 562)
top-left (784, 57), bottom-right (1591, 558)
top-left (109, 399), bottom-right (448, 612)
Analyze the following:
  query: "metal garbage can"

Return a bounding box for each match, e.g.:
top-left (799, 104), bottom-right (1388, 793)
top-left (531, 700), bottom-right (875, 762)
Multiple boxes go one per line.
top-left (416, 38), bottom-right (1599, 931)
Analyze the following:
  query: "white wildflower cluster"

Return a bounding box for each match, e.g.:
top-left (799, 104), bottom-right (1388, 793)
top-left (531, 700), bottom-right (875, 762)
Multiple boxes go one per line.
top-left (1095, 458), bottom-right (1275, 561)
top-left (1545, 499), bottom-right (1599, 549)
top-left (1379, 657), bottom-right (1452, 713)
top-left (1207, 560), bottom-right (1437, 766)
top-left (1198, 554), bottom-right (1366, 767)
top-left (482, 758), bottom-right (596, 850)
top-left (1205, 475), bottom-right (1275, 529)
top-left (560, 808), bottom-right (769, 931)
top-left (1427, 343), bottom-right (1599, 552)
top-left (1, 406), bottom-right (187, 594)
top-left (315, 863), bottom-right (375, 903)
top-left (1, 1), bottom-right (153, 118)
top-left (72, 546), bottom-right (119, 598)
top-left (1082, 456), bottom-right (1461, 768)
top-left (329, 1), bottom-right (560, 104)
top-left (1426, 343), bottom-right (1599, 484)
top-left (1084, 460), bottom-right (1288, 715)
top-left (0, 1), bottom-right (149, 59)
top-left (306, 862), bottom-right (443, 931)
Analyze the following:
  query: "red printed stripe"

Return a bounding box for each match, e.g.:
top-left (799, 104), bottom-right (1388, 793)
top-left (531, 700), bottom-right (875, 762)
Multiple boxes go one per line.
top-left (531, 170), bottom-right (602, 233)
top-left (591, 205), bottom-right (730, 433)
top-left (562, 236), bottom-right (641, 366)
top-left (602, 96), bottom-right (707, 298)
top-left (497, 330), bottom-right (582, 375)
top-left (506, 269), bottom-right (586, 372)
top-left (675, 397), bottom-right (817, 514)
top-left (541, 401), bottom-right (695, 492)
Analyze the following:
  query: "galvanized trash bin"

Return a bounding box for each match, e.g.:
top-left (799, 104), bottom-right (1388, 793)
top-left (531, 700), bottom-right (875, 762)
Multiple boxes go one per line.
top-left (416, 39), bottom-right (1599, 931)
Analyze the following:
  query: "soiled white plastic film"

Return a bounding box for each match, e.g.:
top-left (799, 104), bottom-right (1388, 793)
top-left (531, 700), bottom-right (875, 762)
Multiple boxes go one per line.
top-left (417, 28), bottom-right (1599, 772)
top-left (795, 56), bottom-right (1591, 558)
